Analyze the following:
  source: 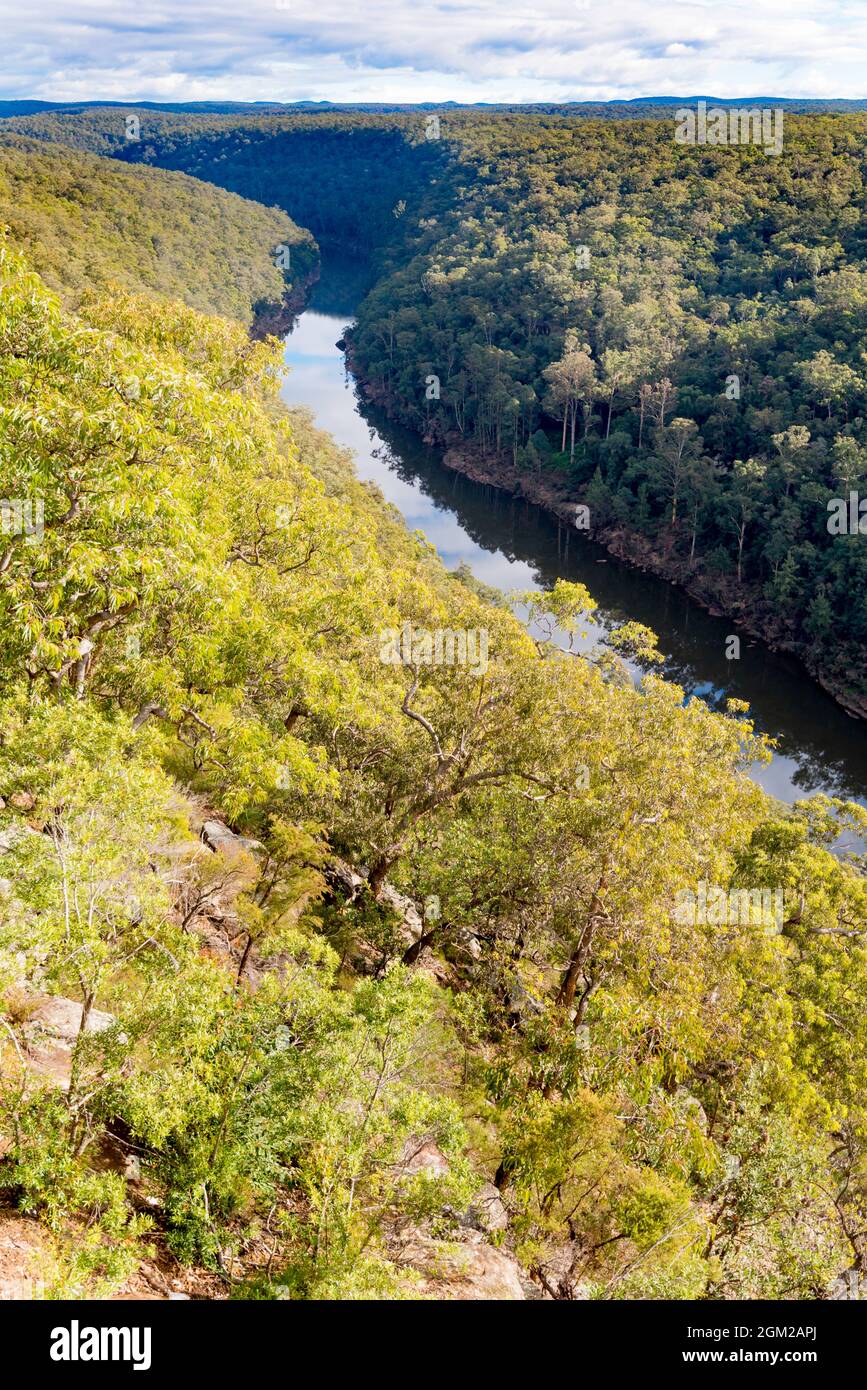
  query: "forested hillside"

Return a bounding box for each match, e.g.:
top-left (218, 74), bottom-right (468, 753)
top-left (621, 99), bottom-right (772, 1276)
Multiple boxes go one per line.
top-left (12, 105), bottom-right (867, 709)
top-left (4, 108), bottom-right (444, 257)
top-left (3, 125), bottom-right (867, 1297)
top-left (0, 133), bottom-right (316, 322)
top-left (347, 112), bottom-right (867, 712)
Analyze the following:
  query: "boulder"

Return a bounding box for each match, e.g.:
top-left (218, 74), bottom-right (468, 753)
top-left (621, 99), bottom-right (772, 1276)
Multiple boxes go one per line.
top-left (507, 977), bottom-right (544, 1019)
top-left (326, 857), bottom-right (365, 897)
top-left (401, 1139), bottom-right (450, 1178)
top-left (27, 995), bottom-right (115, 1042)
top-left (444, 925), bottom-right (482, 962)
top-left (15, 995), bottom-right (116, 1091)
top-left (459, 1182), bottom-right (509, 1234)
top-left (379, 883), bottom-right (424, 945)
top-left (828, 1269), bottom-right (862, 1300)
top-left (396, 1230), bottom-right (526, 1300)
top-left (0, 822), bottom-right (43, 854)
top-left (322, 861), bottom-right (427, 951)
top-left (201, 821), bottom-right (263, 858)
top-left (675, 1086), bottom-right (709, 1133)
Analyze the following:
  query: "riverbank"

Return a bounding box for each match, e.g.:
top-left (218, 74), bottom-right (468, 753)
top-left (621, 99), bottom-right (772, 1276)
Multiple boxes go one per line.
top-left (250, 264), bottom-right (321, 340)
top-left (439, 442), bottom-right (867, 718)
top-left (344, 343), bottom-right (867, 724)
top-left (282, 291), bottom-right (867, 804)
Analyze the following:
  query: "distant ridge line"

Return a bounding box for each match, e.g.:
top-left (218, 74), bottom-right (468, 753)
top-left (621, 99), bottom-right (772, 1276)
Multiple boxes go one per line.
top-left (2, 96), bottom-right (867, 120)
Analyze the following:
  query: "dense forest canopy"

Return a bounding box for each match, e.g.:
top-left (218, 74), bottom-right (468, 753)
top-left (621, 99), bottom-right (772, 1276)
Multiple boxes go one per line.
top-left (10, 105), bottom-right (867, 707)
top-left (0, 133), bottom-right (315, 322)
top-left (1, 119), bottom-right (867, 1302)
top-left (4, 108), bottom-right (448, 255)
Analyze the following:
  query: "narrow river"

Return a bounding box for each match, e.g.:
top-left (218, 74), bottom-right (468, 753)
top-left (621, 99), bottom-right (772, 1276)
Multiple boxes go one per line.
top-left (281, 266), bottom-right (867, 809)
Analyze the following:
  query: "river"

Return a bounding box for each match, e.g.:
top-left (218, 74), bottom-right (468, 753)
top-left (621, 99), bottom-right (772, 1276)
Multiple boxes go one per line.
top-left (281, 265), bottom-right (867, 809)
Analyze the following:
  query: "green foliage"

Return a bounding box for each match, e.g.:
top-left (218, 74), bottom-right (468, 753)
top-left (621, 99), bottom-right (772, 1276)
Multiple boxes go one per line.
top-left (0, 1089), bottom-right (151, 1297)
top-left (1, 214), bottom-right (866, 1302)
top-left (0, 134), bottom-right (316, 323)
top-left (14, 101), bottom-right (867, 698)
top-left (19, 104), bottom-right (867, 695)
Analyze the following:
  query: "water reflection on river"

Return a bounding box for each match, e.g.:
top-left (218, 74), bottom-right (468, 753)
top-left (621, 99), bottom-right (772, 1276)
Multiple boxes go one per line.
top-left (281, 266), bottom-right (867, 810)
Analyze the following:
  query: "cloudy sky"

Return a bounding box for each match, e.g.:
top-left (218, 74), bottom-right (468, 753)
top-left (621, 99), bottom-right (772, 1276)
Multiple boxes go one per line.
top-left (2, 0), bottom-right (866, 105)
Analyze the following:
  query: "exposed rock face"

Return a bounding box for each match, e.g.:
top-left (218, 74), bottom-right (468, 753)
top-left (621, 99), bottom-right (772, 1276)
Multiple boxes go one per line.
top-left (26, 996), bottom-right (115, 1041)
top-left (322, 858), bottom-right (437, 975)
top-left (459, 1182), bottom-right (510, 1234)
top-left (379, 883), bottom-right (424, 946)
top-left (400, 1139), bottom-right (451, 1179)
top-left (12, 994), bottom-right (116, 1090)
top-left (675, 1086), bottom-right (709, 1133)
top-left (325, 857), bottom-right (365, 898)
top-left (324, 858), bottom-right (426, 946)
top-left (454, 927), bottom-right (482, 961)
top-left (530, 1241), bottom-right (593, 1300)
top-left (389, 1141), bottom-right (529, 1297)
top-left (396, 1231), bottom-right (527, 1300)
top-left (507, 977), bottom-right (544, 1020)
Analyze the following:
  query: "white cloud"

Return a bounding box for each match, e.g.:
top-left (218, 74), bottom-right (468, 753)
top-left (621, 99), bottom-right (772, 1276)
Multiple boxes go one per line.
top-left (0, 0), bottom-right (864, 103)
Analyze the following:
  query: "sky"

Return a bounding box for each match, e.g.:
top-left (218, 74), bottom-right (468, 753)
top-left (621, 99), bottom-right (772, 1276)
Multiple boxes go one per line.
top-left (2, 0), bottom-right (866, 105)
